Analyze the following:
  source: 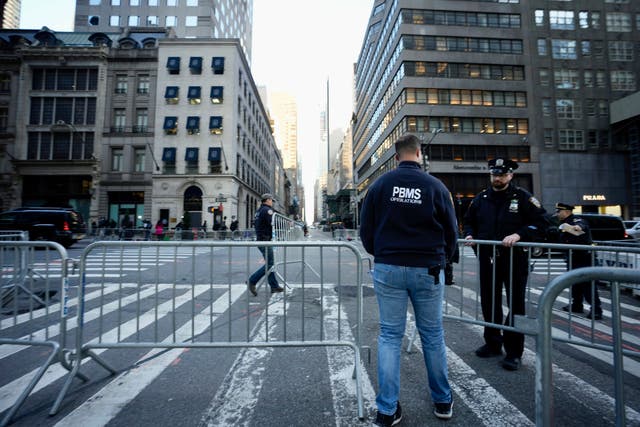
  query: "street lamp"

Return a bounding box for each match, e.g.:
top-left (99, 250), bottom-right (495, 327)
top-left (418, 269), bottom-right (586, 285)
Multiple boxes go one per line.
top-left (420, 128), bottom-right (442, 172)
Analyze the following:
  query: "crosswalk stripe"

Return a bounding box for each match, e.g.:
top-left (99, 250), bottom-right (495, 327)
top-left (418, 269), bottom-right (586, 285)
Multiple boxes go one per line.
top-left (55, 287), bottom-right (245, 427)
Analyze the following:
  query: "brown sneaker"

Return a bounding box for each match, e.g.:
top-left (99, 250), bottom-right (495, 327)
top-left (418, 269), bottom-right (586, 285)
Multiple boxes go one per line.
top-left (247, 281), bottom-right (257, 296)
top-left (270, 286), bottom-right (284, 294)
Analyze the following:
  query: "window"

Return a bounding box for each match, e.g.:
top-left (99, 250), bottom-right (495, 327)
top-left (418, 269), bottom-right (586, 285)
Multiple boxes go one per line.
top-left (189, 57), bottom-right (203, 74)
top-left (134, 108), bottom-right (148, 132)
top-left (167, 0), bottom-right (177, 6)
top-left (211, 57), bottom-right (225, 74)
top-left (137, 74), bottom-right (150, 94)
top-left (581, 41), bottom-right (591, 56)
top-left (544, 129), bottom-right (554, 148)
top-left (556, 99), bottom-right (581, 119)
top-left (539, 69), bottom-right (549, 86)
top-left (551, 39), bottom-right (577, 59)
top-left (128, 16), bottom-right (140, 26)
top-left (210, 86), bottom-right (223, 103)
top-left (110, 16), bottom-right (120, 26)
top-left (147, 16), bottom-right (158, 25)
top-left (534, 10), bottom-right (544, 26)
top-left (165, 86), bottom-right (179, 104)
top-left (559, 130), bottom-right (584, 150)
top-left (0, 73), bottom-right (10, 93)
top-left (579, 11), bottom-right (589, 28)
top-left (113, 108), bottom-right (126, 131)
top-left (598, 99), bottom-right (609, 116)
top-left (591, 12), bottom-right (600, 29)
top-left (167, 57), bottom-right (180, 74)
top-left (586, 99), bottom-right (596, 116)
top-left (537, 38), bottom-right (547, 56)
top-left (186, 16), bottom-right (197, 26)
top-left (187, 0), bottom-right (197, 5)
top-left (542, 98), bottom-right (552, 115)
top-left (130, 0), bottom-right (139, 5)
top-left (111, 0), bottom-right (120, 4)
top-left (554, 69), bottom-right (580, 89)
top-left (596, 70), bottom-right (606, 88)
top-left (115, 74), bottom-right (128, 94)
top-left (148, 0), bottom-right (158, 5)
top-left (609, 41), bottom-right (634, 61)
top-left (185, 147), bottom-right (199, 173)
top-left (163, 116), bottom-right (178, 135)
top-left (111, 148), bottom-right (124, 171)
top-left (607, 13), bottom-right (631, 32)
top-left (162, 147), bottom-right (176, 173)
top-left (186, 116), bottom-right (200, 135)
top-left (184, 86), bottom-right (201, 105)
top-left (549, 10), bottom-right (574, 30)
top-left (134, 148), bottom-right (145, 172)
top-left (209, 116), bottom-right (223, 134)
top-left (0, 107), bottom-right (8, 131)
top-left (208, 147), bottom-right (221, 173)
top-left (611, 71), bottom-right (636, 91)
top-left (166, 16), bottom-right (177, 26)
top-left (584, 70), bottom-right (594, 87)
top-left (90, 0), bottom-right (101, 4)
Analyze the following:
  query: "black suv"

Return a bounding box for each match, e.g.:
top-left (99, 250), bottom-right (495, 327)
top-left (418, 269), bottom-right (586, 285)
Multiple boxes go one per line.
top-left (0, 207), bottom-right (87, 248)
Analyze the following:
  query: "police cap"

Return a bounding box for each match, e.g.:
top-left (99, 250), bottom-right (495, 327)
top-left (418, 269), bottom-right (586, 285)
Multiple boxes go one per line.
top-left (488, 158), bottom-right (518, 174)
top-left (261, 193), bottom-right (274, 201)
top-left (555, 202), bottom-right (575, 211)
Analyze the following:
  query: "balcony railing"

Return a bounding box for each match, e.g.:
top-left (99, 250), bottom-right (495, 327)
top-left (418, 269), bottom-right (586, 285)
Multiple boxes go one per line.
top-left (132, 125), bottom-right (148, 133)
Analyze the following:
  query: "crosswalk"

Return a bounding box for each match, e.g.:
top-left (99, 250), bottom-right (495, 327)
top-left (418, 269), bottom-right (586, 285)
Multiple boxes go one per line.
top-left (1, 248), bottom-right (639, 426)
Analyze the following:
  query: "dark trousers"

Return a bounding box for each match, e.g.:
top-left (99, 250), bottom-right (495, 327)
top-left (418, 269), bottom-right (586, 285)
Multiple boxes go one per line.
top-left (478, 246), bottom-right (529, 358)
top-left (249, 246), bottom-right (279, 289)
top-left (567, 254), bottom-right (602, 311)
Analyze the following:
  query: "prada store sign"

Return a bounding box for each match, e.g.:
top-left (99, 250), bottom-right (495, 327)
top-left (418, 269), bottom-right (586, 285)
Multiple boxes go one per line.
top-left (582, 194), bottom-right (606, 201)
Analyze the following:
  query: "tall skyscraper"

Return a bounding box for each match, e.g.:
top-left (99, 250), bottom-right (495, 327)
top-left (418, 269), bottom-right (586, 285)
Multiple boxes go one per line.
top-left (269, 91), bottom-right (298, 171)
top-left (353, 0), bottom-right (638, 220)
top-left (1, 0), bottom-right (21, 29)
top-left (74, 0), bottom-right (253, 61)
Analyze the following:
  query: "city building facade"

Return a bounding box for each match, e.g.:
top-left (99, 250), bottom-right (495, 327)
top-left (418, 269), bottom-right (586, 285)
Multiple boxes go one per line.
top-left (353, 0), bottom-right (638, 222)
top-left (74, 0), bottom-right (253, 61)
top-left (1, 0), bottom-right (21, 29)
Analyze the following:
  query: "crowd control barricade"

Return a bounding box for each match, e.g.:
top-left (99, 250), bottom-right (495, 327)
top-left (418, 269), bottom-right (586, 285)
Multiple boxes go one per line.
top-left (0, 241), bottom-right (72, 427)
top-left (332, 229), bottom-right (359, 242)
top-left (536, 267), bottom-right (640, 427)
top-left (52, 240), bottom-right (367, 420)
top-left (270, 213), bottom-right (319, 287)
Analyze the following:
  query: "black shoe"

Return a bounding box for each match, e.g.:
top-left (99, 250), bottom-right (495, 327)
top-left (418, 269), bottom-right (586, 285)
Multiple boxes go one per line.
top-left (501, 356), bottom-right (522, 371)
top-left (475, 344), bottom-right (502, 358)
top-left (586, 310), bottom-right (603, 320)
top-left (373, 402), bottom-right (402, 426)
top-left (247, 281), bottom-right (257, 297)
top-left (270, 286), bottom-right (284, 294)
top-left (433, 400), bottom-right (453, 420)
top-left (562, 305), bottom-right (584, 314)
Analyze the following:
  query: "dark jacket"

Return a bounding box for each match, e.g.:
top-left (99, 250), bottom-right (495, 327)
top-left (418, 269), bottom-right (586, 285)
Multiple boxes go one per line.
top-left (463, 183), bottom-right (547, 242)
top-left (359, 161), bottom-right (458, 268)
top-left (254, 203), bottom-right (274, 241)
top-left (558, 214), bottom-right (593, 265)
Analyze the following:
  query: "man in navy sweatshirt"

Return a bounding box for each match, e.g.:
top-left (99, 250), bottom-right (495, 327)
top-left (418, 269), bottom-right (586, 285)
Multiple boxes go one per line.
top-left (360, 133), bottom-right (458, 426)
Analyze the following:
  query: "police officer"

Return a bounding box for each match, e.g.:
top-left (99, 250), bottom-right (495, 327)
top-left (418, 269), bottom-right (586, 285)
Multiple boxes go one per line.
top-left (247, 193), bottom-right (284, 296)
top-left (555, 202), bottom-right (603, 320)
top-left (463, 158), bottom-right (547, 371)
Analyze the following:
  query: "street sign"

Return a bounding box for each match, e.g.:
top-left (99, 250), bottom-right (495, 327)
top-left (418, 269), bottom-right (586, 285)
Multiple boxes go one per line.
top-left (215, 197), bottom-right (227, 202)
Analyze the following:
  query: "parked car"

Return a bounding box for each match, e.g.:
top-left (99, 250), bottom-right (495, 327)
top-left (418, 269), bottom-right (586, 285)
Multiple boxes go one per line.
top-left (0, 207), bottom-right (87, 248)
top-left (624, 220), bottom-right (640, 240)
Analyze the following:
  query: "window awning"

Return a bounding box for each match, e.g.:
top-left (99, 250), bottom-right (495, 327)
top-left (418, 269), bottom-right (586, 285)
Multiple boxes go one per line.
top-left (211, 57), bottom-right (225, 74)
top-left (162, 147), bottom-right (176, 162)
top-left (163, 116), bottom-right (178, 129)
top-left (166, 56), bottom-right (180, 70)
top-left (210, 86), bottom-right (223, 102)
top-left (186, 116), bottom-right (200, 129)
top-left (209, 116), bottom-right (223, 129)
top-left (164, 86), bottom-right (179, 98)
top-left (208, 147), bottom-right (221, 162)
top-left (187, 86), bottom-right (201, 99)
top-left (185, 147), bottom-right (199, 162)
top-left (189, 56), bottom-right (202, 73)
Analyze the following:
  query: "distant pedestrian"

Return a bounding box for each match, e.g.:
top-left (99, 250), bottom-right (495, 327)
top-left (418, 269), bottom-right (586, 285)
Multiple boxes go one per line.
top-left (360, 133), bottom-right (457, 424)
top-left (154, 220), bottom-right (164, 240)
top-left (555, 202), bottom-right (603, 320)
top-left (229, 216), bottom-right (239, 232)
top-left (247, 194), bottom-right (284, 296)
top-left (463, 158), bottom-right (547, 371)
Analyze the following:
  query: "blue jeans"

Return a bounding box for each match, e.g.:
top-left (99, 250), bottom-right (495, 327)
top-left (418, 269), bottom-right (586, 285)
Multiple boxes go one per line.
top-left (249, 246), bottom-right (279, 289)
top-left (373, 263), bottom-right (451, 415)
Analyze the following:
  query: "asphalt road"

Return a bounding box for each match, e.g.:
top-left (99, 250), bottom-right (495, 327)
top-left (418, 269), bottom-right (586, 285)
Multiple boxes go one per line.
top-left (1, 233), bottom-right (639, 426)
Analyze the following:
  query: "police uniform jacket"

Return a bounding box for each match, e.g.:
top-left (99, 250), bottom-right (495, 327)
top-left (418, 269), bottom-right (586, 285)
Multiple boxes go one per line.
top-left (558, 214), bottom-right (593, 264)
top-left (254, 203), bottom-right (274, 241)
top-left (463, 183), bottom-right (547, 242)
top-left (359, 161), bottom-right (458, 268)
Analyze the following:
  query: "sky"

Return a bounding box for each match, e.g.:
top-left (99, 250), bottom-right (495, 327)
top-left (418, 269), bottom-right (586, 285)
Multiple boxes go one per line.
top-left (19, 0), bottom-right (373, 221)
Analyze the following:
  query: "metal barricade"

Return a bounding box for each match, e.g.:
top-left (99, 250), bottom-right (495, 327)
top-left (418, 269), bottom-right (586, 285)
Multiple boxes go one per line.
top-left (536, 267), bottom-right (640, 427)
top-left (0, 241), bottom-right (71, 427)
top-left (52, 240), bottom-right (366, 420)
top-left (332, 228), bottom-right (359, 241)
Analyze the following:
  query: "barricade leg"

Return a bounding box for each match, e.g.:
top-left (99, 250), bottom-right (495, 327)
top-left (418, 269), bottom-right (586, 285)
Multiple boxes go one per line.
top-left (0, 339), bottom-right (59, 427)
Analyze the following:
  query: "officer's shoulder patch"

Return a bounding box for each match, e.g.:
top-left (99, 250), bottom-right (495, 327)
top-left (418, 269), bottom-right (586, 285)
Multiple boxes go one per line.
top-left (267, 209), bottom-right (274, 215)
top-left (529, 196), bottom-right (541, 208)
